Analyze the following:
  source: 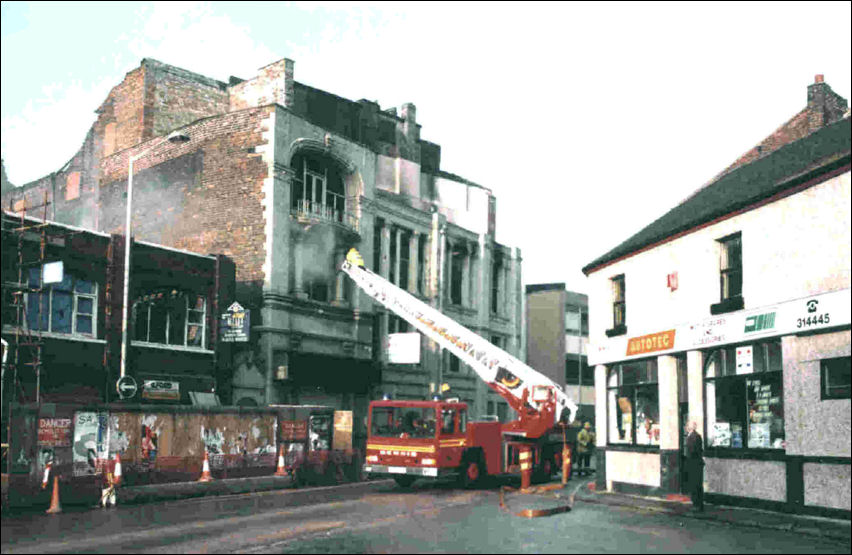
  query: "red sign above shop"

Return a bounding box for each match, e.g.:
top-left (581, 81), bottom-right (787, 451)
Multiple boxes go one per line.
top-left (626, 330), bottom-right (676, 356)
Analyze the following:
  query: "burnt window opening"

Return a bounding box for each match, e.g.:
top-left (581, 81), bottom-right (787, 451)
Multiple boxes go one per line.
top-left (133, 290), bottom-right (206, 348)
top-left (307, 280), bottom-right (329, 303)
top-left (291, 152), bottom-right (347, 223)
top-left (373, 218), bottom-right (385, 271)
top-left (417, 233), bottom-right (426, 295)
top-left (389, 228), bottom-right (397, 284)
top-left (25, 268), bottom-right (97, 336)
top-left (491, 254), bottom-right (504, 315)
top-left (399, 229), bottom-right (411, 290)
top-left (450, 245), bottom-right (464, 306)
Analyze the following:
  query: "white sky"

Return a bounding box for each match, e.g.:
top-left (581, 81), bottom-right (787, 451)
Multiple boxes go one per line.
top-left (2, 1), bottom-right (850, 293)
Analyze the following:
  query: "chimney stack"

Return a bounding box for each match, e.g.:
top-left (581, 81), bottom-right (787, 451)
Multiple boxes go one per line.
top-left (807, 74), bottom-right (848, 132)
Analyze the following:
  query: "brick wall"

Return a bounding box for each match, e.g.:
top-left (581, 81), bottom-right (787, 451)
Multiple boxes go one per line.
top-left (147, 60), bottom-right (229, 138)
top-left (98, 106), bottom-right (273, 295)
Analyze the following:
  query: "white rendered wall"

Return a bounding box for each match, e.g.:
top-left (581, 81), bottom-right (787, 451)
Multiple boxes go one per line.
top-left (587, 172), bottom-right (850, 346)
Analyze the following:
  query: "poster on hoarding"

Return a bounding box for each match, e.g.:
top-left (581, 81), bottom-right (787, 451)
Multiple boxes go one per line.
top-left (38, 418), bottom-right (72, 447)
top-left (72, 411), bottom-right (108, 476)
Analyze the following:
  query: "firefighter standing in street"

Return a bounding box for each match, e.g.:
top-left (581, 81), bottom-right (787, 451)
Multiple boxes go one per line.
top-left (576, 422), bottom-right (595, 477)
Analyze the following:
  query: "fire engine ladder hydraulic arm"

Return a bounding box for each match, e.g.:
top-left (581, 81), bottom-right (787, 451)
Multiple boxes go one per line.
top-left (341, 249), bottom-right (578, 439)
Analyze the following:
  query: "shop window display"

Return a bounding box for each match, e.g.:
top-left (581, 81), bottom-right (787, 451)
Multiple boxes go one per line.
top-left (608, 358), bottom-right (659, 446)
top-left (705, 341), bottom-right (784, 449)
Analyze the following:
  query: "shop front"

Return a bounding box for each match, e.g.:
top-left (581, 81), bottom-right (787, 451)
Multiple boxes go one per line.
top-left (594, 289), bottom-right (851, 518)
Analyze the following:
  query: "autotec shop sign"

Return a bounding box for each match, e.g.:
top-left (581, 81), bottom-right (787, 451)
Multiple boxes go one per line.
top-left (590, 288), bottom-right (851, 365)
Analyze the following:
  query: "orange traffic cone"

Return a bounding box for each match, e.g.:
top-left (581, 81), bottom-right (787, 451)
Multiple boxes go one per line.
top-left (113, 453), bottom-right (123, 486)
top-left (198, 450), bottom-right (214, 482)
top-left (46, 476), bottom-right (62, 514)
top-left (41, 461), bottom-right (52, 490)
top-left (274, 445), bottom-right (287, 476)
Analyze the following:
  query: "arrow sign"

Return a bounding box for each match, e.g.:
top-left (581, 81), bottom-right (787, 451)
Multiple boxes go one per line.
top-left (116, 376), bottom-right (138, 400)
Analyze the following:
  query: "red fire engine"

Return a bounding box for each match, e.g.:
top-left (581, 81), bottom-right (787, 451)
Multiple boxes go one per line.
top-left (342, 249), bottom-right (578, 487)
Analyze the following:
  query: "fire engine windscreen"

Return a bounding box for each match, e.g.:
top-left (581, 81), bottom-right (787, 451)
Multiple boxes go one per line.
top-left (371, 407), bottom-right (436, 439)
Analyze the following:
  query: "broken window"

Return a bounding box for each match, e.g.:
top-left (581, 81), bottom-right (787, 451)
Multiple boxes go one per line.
top-left (291, 152), bottom-right (347, 224)
top-left (491, 255), bottom-right (503, 315)
top-left (133, 290), bottom-right (206, 348)
top-left (25, 268), bottom-right (97, 336)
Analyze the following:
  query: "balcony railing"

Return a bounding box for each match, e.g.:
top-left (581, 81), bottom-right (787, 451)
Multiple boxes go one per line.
top-left (292, 192), bottom-right (359, 233)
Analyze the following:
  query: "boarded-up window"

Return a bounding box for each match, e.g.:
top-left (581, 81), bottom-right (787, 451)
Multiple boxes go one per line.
top-left (103, 122), bottom-right (117, 157)
top-left (65, 172), bottom-right (81, 201)
top-left (13, 199), bottom-right (25, 214)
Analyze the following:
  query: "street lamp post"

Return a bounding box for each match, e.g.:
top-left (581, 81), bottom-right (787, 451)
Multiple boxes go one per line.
top-left (119, 131), bottom-right (190, 382)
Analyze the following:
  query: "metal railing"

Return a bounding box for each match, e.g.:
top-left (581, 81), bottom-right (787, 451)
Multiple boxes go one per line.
top-left (292, 192), bottom-right (359, 233)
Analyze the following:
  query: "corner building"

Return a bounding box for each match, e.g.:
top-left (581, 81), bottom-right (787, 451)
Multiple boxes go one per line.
top-left (582, 76), bottom-right (850, 518)
top-left (1, 57), bottom-right (523, 448)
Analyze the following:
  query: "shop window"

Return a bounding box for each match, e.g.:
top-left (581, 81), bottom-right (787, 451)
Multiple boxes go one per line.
top-left (133, 290), bottom-right (207, 349)
top-left (606, 275), bottom-right (626, 337)
top-left (705, 341), bottom-right (784, 449)
top-left (711, 233), bottom-right (744, 314)
top-left (25, 268), bottom-right (97, 336)
top-left (607, 358), bottom-right (659, 446)
top-left (821, 357), bottom-right (851, 400)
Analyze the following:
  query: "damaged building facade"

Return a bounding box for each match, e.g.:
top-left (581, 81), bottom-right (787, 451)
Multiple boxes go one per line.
top-left (1, 57), bottom-right (522, 445)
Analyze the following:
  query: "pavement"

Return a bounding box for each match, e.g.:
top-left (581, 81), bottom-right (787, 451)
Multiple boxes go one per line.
top-left (573, 477), bottom-right (851, 543)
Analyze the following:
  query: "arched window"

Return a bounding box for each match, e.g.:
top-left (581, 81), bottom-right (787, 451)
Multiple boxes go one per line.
top-left (290, 152), bottom-right (346, 222)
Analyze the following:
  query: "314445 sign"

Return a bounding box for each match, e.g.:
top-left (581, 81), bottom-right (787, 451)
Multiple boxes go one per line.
top-left (220, 301), bottom-right (250, 342)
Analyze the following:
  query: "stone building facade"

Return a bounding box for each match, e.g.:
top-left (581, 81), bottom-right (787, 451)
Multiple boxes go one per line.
top-left (1, 57), bottom-right (523, 445)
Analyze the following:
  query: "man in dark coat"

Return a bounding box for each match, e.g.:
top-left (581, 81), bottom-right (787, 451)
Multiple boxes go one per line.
top-left (684, 421), bottom-right (705, 511)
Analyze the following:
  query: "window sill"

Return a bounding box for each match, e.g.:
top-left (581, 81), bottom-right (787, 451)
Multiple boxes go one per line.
top-left (1, 326), bottom-right (104, 344)
top-left (605, 324), bottom-right (627, 337)
top-left (605, 443), bottom-right (660, 453)
top-left (704, 447), bottom-right (786, 461)
top-left (131, 341), bottom-right (213, 354)
top-left (710, 296), bottom-right (744, 315)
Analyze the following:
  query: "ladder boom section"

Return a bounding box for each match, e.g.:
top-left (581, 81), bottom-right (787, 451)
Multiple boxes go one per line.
top-left (342, 250), bottom-right (577, 427)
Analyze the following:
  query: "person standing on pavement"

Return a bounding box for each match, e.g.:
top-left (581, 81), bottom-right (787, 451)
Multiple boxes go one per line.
top-left (576, 422), bottom-right (595, 477)
top-left (685, 421), bottom-right (705, 511)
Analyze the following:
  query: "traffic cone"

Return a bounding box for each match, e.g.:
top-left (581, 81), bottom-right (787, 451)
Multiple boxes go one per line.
top-left (46, 476), bottom-right (62, 514)
top-left (198, 450), bottom-right (214, 482)
top-left (41, 461), bottom-right (52, 490)
top-left (113, 453), bottom-right (123, 486)
top-left (274, 445), bottom-right (287, 476)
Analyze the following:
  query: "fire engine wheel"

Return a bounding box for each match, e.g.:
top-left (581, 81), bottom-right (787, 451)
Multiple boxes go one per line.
top-left (394, 475), bottom-right (417, 488)
top-left (459, 459), bottom-right (483, 489)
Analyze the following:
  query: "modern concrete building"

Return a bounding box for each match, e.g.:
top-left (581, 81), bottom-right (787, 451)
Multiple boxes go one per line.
top-left (1, 57), bottom-right (523, 447)
top-left (582, 75), bottom-right (850, 518)
top-left (525, 284), bottom-right (593, 424)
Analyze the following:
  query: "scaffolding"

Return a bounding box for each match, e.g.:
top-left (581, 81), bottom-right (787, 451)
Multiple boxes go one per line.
top-left (2, 191), bottom-right (50, 474)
